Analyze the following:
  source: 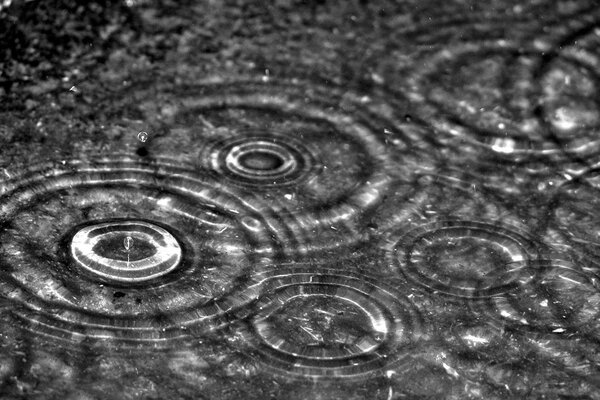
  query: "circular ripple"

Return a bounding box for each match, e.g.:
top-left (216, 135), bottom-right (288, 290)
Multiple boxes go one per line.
top-left (206, 133), bottom-right (316, 187)
top-left (375, 7), bottom-right (600, 167)
top-left (0, 157), bottom-right (277, 346)
top-left (391, 220), bottom-right (539, 298)
top-left (70, 220), bottom-right (182, 283)
top-left (546, 170), bottom-right (600, 269)
top-left (480, 260), bottom-right (600, 336)
top-left (133, 77), bottom-right (433, 253)
top-left (401, 42), bottom-right (573, 160)
top-left (234, 267), bottom-right (425, 378)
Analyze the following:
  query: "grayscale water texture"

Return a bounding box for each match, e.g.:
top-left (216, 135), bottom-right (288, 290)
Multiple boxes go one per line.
top-left (1, 0), bottom-right (600, 399)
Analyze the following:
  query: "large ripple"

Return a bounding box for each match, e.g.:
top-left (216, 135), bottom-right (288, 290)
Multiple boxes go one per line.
top-left (373, 4), bottom-right (600, 170)
top-left (228, 266), bottom-right (427, 378)
top-left (129, 77), bottom-right (434, 254)
top-left (0, 157), bottom-right (279, 346)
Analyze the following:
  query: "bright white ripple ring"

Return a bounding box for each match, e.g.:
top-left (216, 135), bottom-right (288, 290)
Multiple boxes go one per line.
top-left (70, 221), bottom-right (182, 283)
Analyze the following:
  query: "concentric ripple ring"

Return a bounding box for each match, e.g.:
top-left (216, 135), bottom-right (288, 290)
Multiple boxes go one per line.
top-left (373, 7), bottom-right (600, 165)
top-left (0, 157), bottom-right (278, 345)
top-left (391, 220), bottom-right (540, 298)
top-left (233, 267), bottom-right (426, 378)
top-left (478, 260), bottom-right (600, 336)
top-left (211, 134), bottom-right (316, 186)
top-left (70, 220), bottom-right (182, 283)
top-left (136, 77), bottom-right (434, 253)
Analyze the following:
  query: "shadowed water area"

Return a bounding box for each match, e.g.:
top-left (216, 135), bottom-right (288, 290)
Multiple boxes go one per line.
top-left (1, 0), bottom-right (600, 398)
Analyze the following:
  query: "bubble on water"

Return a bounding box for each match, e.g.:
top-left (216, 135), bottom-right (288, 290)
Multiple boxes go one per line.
top-left (137, 131), bottom-right (149, 142)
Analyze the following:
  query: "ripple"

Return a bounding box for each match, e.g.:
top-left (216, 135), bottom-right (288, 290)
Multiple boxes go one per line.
top-left (401, 42), bottom-right (569, 159)
top-left (375, 7), bottom-right (600, 167)
top-left (389, 220), bottom-right (540, 298)
top-left (71, 220), bottom-right (182, 283)
top-left (481, 260), bottom-right (600, 335)
top-left (0, 157), bottom-right (277, 346)
top-left (0, 311), bottom-right (25, 393)
top-left (522, 332), bottom-right (600, 380)
top-left (133, 77), bottom-right (433, 253)
top-left (441, 318), bottom-right (515, 356)
top-left (383, 167), bottom-right (550, 226)
top-left (232, 267), bottom-right (425, 378)
top-left (204, 133), bottom-right (317, 187)
top-left (542, 170), bottom-right (600, 270)
top-left (371, 1), bottom-right (552, 56)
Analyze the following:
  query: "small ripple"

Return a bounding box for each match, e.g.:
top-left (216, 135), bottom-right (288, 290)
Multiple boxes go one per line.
top-left (480, 259), bottom-right (600, 336)
top-left (129, 76), bottom-right (434, 254)
top-left (374, 170), bottom-right (547, 231)
top-left (230, 266), bottom-right (426, 378)
top-left (441, 319), bottom-right (513, 356)
top-left (373, 6), bottom-right (600, 168)
top-left (389, 220), bottom-right (539, 298)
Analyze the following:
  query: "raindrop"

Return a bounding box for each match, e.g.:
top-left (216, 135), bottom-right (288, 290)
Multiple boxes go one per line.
top-left (137, 131), bottom-right (149, 142)
top-left (123, 236), bottom-right (134, 252)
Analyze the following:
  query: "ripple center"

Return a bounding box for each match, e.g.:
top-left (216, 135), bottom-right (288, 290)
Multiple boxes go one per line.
top-left (70, 220), bottom-right (182, 283)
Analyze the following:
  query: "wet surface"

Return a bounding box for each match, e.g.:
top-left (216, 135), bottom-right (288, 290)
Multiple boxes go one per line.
top-left (1, 0), bottom-right (600, 398)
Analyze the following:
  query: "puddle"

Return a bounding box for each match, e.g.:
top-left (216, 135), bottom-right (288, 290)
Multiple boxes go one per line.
top-left (1, 0), bottom-right (600, 398)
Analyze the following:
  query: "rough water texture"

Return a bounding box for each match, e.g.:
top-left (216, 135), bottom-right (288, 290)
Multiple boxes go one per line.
top-left (1, 0), bottom-right (600, 399)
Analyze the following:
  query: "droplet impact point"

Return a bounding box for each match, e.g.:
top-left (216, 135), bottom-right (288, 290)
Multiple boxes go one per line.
top-left (70, 220), bottom-right (181, 283)
top-left (137, 131), bottom-right (149, 142)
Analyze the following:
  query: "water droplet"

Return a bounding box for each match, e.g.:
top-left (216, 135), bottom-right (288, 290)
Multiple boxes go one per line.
top-left (137, 131), bottom-right (149, 142)
top-left (71, 220), bottom-right (181, 282)
top-left (123, 236), bottom-right (134, 252)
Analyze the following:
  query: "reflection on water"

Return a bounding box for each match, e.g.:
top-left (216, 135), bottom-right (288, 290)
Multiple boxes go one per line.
top-left (1, 0), bottom-right (600, 398)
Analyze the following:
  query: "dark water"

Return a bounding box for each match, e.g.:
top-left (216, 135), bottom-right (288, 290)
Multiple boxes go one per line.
top-left (1, 1), bottom-right (600, 398)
